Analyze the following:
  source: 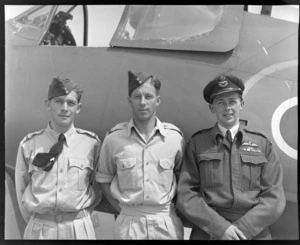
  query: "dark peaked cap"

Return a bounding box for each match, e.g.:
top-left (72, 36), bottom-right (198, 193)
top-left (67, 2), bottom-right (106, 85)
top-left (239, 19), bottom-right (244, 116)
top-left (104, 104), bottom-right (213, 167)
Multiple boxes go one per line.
top-left (203, 74), bottom-right (245, 103)
top-left (48, 77), bottom-right (83, 100)
top-left (128, 70), bottom-right (161, 96)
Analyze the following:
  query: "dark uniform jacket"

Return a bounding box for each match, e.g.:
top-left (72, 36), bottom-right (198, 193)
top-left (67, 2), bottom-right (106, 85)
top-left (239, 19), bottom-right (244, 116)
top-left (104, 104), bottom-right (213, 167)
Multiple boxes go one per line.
top-left (176, 123), bottom-right (285, 240)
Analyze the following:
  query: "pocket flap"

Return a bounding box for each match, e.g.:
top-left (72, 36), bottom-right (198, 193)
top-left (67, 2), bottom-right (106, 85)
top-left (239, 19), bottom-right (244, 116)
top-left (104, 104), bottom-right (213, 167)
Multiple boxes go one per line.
top-left (69, 158), bottom-right (93, 170)
top-left (240, 154), bottom-right (267, 165)
top-left (198, 153), bottom-right (223, 162)
top-left (117, 158), bottom-right (136, 170)
top-left (159, 159), bottom-right (173, 170)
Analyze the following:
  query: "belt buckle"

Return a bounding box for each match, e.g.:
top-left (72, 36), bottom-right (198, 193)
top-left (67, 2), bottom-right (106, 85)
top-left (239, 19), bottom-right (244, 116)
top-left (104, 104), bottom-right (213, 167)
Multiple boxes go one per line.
top-left (55, 214), bottom-right (63, 222)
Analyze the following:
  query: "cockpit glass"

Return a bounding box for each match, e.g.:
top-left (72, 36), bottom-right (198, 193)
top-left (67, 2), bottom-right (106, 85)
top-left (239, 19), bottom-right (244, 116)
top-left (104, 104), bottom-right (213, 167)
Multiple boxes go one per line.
top-left (110, 5), bottom-right (243, 52)
top-left (122, 5), bottom-right (223, 40)
top-left (15, 5), bottom-right (52, 28)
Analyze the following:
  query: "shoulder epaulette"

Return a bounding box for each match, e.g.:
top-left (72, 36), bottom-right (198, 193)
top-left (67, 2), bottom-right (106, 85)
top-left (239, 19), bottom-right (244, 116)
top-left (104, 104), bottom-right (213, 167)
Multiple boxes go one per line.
top-left (76, 128), bottom-right (100, 141)
top-left (244, 129), bottom-right (268, 139)
top-left (163, 123), bottom-right (183, 136)
top-left (107, 122), bottom-right (128, 135)
top-left (20, 129), bottom-right (45, 145)
top-left (192, 127), bottom-right (213, 138)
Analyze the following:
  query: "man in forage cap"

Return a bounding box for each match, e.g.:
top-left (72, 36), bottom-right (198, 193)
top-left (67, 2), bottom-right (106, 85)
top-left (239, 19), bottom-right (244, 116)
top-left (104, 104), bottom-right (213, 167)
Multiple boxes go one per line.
top-left (15, 77), bottom-right (101, 239)
top-left (95, 69), bottom-right (185, 239)
top-left (176, 74), bottom-right (285, 240)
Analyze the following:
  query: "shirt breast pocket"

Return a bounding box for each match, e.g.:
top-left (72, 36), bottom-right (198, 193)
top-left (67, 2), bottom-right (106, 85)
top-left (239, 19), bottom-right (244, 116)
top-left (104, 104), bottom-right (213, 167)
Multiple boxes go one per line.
top-left (158, 158), bottom-right (174, 193)
top-left (116, 158), bottom-right (137, 190)
top-left (68, 158), bottom-right (93, 191)
top-left (240, 153), bottom-right (267, 191)
top-left (197, 153), bottom-right (224, 188)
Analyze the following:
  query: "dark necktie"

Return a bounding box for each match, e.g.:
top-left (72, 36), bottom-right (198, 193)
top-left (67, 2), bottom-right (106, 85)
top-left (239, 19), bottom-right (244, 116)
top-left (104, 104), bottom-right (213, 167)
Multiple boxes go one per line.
top-left (32, 134), bottom-right (66, 171)
top-left (226, 130), bottom-right (232, 143)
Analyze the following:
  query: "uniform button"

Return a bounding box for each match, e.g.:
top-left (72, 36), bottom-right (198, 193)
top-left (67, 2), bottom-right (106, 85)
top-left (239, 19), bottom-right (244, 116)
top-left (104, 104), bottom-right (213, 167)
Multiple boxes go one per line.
top-left (81, 164), bottom-right (84, 168)
top-left (59, 188), bottom-right (62, 192)
top-left (59, 169), bottom-right (63, 173)
top-left (146, 162), bottom-right (149, 165)
top-left (147, 179), bottom-right (149, 182)
top-left (146, 195), bottom-right (150, 198)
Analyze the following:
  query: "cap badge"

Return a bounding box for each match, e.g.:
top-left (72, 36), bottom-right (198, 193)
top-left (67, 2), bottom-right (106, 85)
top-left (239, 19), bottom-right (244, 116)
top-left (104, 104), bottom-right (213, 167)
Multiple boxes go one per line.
top-left (136, 77), bottom-right (142, 84)
top-left (218, 80), bottom-right (228, 87)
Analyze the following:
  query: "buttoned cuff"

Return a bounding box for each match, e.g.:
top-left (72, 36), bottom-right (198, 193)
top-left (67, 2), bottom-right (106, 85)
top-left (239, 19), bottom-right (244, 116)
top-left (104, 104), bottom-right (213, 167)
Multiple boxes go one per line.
top-left (233, 219), bottom-right (255, 239)
top-left (95, 172), bottom-right (114, 183)
top-left (210, 219), bottom-right (232, 239)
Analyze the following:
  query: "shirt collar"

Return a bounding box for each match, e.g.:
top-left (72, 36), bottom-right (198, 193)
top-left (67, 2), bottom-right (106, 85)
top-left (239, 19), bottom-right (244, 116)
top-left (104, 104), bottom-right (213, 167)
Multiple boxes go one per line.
top-left (127, 119), bottom-right (135, 137)
top-left (211, 122), bottom-right (250, 145)
top-left (46, 122), bottom-right (75, 147)
top-left (155, 117), bottom-right (167, 137)
top-left (211, 123), bottom-right (223, 145)
top-left (217, 123), bottom-right (240, 139)
top-left (237, 125), bottom-right (252, 144)
top-left (127, 117), bottom-right (166, 137)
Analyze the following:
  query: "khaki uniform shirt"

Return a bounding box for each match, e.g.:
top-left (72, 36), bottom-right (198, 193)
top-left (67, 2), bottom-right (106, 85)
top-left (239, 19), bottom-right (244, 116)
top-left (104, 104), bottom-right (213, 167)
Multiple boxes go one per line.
top-left (177, 123), bottom-right (286, 240)
top-left (15, 124), bottom-right (101, 239)
top-left (96, 118), bottom-right (185, 239)
top-left (96, 118), bottom-right (184, 206)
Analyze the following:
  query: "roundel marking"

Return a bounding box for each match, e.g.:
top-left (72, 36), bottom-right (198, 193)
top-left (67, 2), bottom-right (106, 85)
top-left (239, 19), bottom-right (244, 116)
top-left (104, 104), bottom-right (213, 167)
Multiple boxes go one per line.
top-left (243, 59), bottom-right (297, 97)
top-left (271, 97), bottom-right (297, 159)
top-left (244, 59), bottom-right (298, 160)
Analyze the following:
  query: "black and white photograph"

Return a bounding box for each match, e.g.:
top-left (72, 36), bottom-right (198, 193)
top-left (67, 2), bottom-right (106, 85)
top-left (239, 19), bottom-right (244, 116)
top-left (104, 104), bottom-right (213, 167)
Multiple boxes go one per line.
top-left (4, 4), bottom-right (298, 240)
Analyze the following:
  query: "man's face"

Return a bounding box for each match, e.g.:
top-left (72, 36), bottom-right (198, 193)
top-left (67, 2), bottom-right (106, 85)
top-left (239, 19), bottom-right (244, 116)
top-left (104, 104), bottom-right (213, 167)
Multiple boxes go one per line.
top-left (128, 81), bottom-right (161, 123)
top-left (209, 92), bottom-right (244, 129)
top-left (46, 90), bottom-right (82, 132)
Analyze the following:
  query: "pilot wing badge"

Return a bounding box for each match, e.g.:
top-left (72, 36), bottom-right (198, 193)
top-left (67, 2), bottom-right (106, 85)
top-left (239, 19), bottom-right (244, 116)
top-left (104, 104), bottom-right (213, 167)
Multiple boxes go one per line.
top-left (241, 141), bottom-right (261, 152)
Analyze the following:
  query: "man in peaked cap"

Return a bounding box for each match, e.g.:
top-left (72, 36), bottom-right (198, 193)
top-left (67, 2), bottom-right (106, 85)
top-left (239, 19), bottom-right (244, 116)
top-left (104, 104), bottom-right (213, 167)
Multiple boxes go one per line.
top-left (96, 70), bottom-right (185, 239)
top-left (15, 77), bottom-right (101, 239)
top-left (176, 74), bottom-right (285, 240)
top-left (203, 74), bottom-right (244, 104)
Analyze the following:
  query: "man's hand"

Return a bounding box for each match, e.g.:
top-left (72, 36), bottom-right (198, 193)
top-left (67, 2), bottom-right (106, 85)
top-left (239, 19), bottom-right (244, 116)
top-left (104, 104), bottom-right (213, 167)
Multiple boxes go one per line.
top-left (220, 225), bottom-right (247, 240)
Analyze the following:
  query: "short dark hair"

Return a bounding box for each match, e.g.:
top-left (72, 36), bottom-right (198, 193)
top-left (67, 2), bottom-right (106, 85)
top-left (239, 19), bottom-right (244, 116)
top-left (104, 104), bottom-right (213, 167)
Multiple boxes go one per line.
top-left (144, 77), bottom-right (160, 95)
top-left (73, 87), bottom-right (84, 102)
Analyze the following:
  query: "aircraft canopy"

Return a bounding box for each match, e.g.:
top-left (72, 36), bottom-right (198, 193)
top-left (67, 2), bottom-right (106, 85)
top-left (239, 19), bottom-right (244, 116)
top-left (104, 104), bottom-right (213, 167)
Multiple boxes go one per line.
top-left (110, 5), bottom-right (244, 52)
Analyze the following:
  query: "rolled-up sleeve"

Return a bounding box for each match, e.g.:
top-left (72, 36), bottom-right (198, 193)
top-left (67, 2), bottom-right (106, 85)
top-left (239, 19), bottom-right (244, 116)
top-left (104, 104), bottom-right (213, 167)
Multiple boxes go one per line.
top-left (233, 140), bottom-right (286, 239)
top-left (95, 137), bottom-right (116, 183)
top-left (15, 144), bottom-right (31, 223)
top-left (174, 136), bottom-right (185, 182)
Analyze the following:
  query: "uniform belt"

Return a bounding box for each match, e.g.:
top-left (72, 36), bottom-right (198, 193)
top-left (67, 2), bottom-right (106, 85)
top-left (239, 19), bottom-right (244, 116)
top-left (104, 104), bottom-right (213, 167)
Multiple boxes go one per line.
top-left (35, 210), bottom-right (87, 222)
top-left (120, 203), bottom-right (175, 217)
